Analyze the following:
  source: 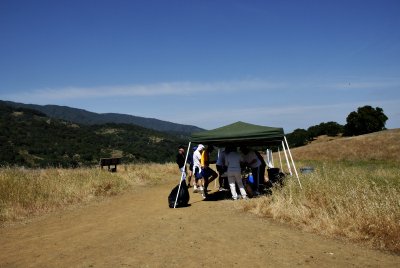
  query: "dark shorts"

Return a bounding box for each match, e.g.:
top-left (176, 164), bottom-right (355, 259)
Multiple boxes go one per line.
top-left (194, 167), bottom-right (202, 181)
top-left (201, 167), bottom-right (217, 180)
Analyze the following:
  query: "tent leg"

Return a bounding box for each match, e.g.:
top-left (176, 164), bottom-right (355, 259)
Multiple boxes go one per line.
top-left (174, 141), bottom-right (191, 208)
top-left (271, 149), bottom-right (274, 167)
top-left (284, 136), bottom-right (302, 189)
top-left (282, 141), bottom-right (292, 176)
top-left (278, 147), bottom-right (283, 171)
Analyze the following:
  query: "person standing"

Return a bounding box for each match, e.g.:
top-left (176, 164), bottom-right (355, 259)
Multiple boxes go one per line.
top-left (176, 145), bottom-right (187, 182)
top-left (193, 144), bottom-right (207, 199)
top-left (254, 150), bottom-right (266, 191)
top-left (225, 146), bottom-right (247, 200)
top-left (201, 145), bottom-right (218, 197)
top-left (240, 146), bottom-right (262, 195)
top-left (216, 147), bottom-right (227, 191)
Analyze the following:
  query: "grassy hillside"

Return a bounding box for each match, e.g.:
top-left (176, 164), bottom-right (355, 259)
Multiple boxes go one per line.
top-left (290, 129), bottom-right (400, 162)
top-left (0, 103), bottom-right (186, 167)
top-left (239, 129), bottom-right (400, 253)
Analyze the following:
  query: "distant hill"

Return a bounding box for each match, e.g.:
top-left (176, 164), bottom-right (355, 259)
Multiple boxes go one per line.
top-left (290, 129), bottom-right (400, 162)
top-left (1, 100), bottom-right (204, 136)
top-left (0, 102), bottom-right (186, 167)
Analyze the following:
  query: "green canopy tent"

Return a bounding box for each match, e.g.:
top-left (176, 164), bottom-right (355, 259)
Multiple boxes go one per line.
top-left (173, 121), bottom-right (302, 208)
top-left (191, 121), bottom-right (285, 146)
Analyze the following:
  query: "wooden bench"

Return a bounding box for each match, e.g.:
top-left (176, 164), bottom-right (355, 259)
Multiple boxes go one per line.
top-left (99, 157), bottom-right (122, 172)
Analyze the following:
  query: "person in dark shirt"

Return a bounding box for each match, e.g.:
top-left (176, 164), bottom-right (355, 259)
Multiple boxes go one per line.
top-left (176, 145), bottom-right (188, 185)
top-left (176, 145), bottom-right (185, 170)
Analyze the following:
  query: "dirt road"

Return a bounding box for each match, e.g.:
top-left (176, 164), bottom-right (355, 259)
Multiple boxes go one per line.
top-left (1, 180), bottom-right (399, 267)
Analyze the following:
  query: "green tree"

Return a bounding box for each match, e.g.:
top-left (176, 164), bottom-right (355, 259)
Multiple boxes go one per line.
top-left (286, 128), bottom-right (309, 147)
top-left (343, 105), bottom-right (388, 136)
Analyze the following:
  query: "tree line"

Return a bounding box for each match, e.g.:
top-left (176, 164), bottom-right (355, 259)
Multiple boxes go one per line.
top-left (0, 103), bottom-right (389, 167)
top-left (286, 105), bottom-right (388, 147)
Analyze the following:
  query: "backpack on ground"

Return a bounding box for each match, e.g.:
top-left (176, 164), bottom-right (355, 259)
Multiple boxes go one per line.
top-left (168, 181), bottom-right (190, 208)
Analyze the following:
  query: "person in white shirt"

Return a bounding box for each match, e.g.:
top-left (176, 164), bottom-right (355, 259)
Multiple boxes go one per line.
top-left (193, 144), bottom-right (207, 199)
top-left (225, 146), bottom-right (247, 200)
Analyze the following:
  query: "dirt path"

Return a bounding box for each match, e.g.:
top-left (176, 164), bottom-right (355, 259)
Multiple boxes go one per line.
top-left (1, 180), bottom-right (399, 268)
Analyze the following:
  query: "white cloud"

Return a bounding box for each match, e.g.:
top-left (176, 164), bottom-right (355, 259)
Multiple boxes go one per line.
top-left (2, 79), bottom-right (286, 102)
top-left (2, 76), bottom-right (399, 103)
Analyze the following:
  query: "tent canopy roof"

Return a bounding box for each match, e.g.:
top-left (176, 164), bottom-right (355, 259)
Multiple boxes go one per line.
top-left (190, 121), bottom-right (285, 146)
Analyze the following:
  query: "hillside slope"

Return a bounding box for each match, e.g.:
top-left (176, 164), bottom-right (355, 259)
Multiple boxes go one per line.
top-left (1, 100), bottom-right (204, 135)
top-left (0, 103), bottom-right (185, 167)
top-left (290, 129), bottom-right (400, 162)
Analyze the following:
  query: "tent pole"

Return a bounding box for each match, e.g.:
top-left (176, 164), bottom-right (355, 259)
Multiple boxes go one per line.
top-left (174, 141), bottom-right (191, 208)
top-left (284, 136), bottom-right (302, 189)
top-left (282, 141), bottom-right (292, 176)
top-left (271, 149), bottom-right (274, 167)
top-left (266, 149), bottom-right (274, 168)
top-left (278, 147), bottom-right (283, 171)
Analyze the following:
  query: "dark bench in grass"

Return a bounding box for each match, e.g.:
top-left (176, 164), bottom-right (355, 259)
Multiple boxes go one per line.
top-left (99, 157), bottom-right (122, 172)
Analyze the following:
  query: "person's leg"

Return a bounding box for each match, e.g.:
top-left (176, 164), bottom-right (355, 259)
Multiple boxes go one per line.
top-left (193, 167), bottom-right (201, 193)
top-left (258, 164), bottom-right (266, 191)
top-left (187, 168), bottom-right (193, 187)
top-left (227, 172), bottom-right (238, 200)
top-left (209, 168), bottom-right (218, 183)
top-left (234, 172), bottom-right (247, 198)
top-left (202, 168), bottom-right (210, 195)
top-left (252, 166), bottom-right (260, 194)
top-left (217, 165), bottom-right (224, 189)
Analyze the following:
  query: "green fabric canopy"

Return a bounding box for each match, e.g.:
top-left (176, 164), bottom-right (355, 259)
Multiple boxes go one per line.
top-left (191, 121), bottom-right (285, 146)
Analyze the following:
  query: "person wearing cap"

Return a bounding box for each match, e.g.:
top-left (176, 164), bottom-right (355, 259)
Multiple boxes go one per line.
top-left (193, 144), bottom-right (207, 198)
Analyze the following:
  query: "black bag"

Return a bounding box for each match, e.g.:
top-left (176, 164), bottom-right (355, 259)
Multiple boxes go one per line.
top-left (267, 168), bottom-right (285, 187)
top-left (168, 181), bottom-right (190, 208)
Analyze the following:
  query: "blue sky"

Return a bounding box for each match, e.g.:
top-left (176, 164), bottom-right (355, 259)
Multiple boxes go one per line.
top-left (1, 0), bottom-right (399, 132)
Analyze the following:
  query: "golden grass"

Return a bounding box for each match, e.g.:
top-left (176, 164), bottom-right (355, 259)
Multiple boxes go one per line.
top-left (237, 129), bottom-right (400, 254)
top-left (239, 161), bottom-right (400, 253)
top-left (1, 129), bottom-right (399, 254)
top-left (0, 163), bottom-right (179, 223)
top-left (290, 129), bottom-right (400, 162)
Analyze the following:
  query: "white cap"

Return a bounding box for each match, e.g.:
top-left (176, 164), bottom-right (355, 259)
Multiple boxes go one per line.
top-left (197, 144), bottom-right (205, 151)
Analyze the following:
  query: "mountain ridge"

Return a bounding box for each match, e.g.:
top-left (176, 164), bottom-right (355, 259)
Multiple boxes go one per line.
top-left (1, 100), bottom-right (204, 135)
top-left (0, 102), bottom-right (186, 167)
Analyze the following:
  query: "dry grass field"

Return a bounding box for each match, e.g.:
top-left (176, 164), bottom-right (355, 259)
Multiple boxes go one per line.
top-left (0, 163), bottom-right (177, 223)
top-left (1, 129), bottom-right (399, 257)
top-left (238, 129), bottom-right (400, 253)
top-left (290, 128), bottom-right (400, 162)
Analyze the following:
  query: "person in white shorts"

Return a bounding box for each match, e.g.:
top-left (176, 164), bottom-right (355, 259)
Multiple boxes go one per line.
top-left (193, 144), bottom-right (207, 199)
